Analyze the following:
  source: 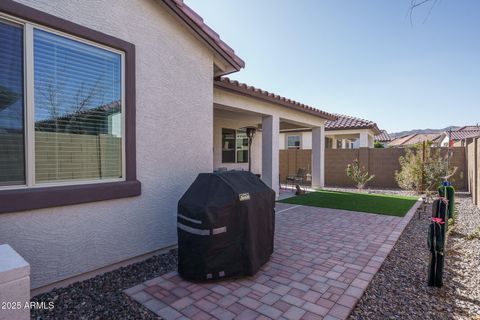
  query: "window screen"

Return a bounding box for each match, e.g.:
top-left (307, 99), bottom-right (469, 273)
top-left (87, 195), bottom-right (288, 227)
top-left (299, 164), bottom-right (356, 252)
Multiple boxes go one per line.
top-left (33, 29), bottom-right (122, 183)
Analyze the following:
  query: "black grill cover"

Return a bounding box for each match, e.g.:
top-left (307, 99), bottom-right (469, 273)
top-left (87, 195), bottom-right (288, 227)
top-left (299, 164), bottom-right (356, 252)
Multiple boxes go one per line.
top-left (177, 171), bottom-right (275, 281)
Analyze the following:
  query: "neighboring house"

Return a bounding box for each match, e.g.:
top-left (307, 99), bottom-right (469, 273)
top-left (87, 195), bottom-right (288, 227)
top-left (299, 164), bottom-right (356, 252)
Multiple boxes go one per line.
top-left (389, 133), bottom-right (444, 147)
top-left (0, 0), bottom-right (334, 292)
top-left (279, 114), bottom-right (381, 149)
top-left (374, 130), bottom-right (393, 147)
top-left (439, 126), bottom-right (480, 147)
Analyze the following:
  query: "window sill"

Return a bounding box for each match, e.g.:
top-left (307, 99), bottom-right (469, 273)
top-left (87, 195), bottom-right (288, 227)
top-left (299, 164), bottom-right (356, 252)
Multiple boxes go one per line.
top-left (0, 180), bottom-right (141, 214)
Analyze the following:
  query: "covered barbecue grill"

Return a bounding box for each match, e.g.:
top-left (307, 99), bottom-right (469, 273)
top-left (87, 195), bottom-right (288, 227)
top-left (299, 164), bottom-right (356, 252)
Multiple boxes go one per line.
top-left (177, 171), bottom-right (275, 281)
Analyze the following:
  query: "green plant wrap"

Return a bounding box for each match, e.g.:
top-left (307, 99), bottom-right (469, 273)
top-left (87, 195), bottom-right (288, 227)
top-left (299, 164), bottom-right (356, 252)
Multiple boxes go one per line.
top-left (438, 186), bottom-right (455, 220)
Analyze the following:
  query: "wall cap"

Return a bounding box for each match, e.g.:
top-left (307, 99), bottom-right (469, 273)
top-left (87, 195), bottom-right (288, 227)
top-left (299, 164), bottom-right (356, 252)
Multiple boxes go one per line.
top-left (0, 244), bottom-right (30, 285)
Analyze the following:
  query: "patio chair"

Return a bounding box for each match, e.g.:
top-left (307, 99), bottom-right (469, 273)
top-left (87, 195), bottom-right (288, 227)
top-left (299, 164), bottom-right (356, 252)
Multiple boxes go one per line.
top-left (286, 168), bottom-right (307, 190)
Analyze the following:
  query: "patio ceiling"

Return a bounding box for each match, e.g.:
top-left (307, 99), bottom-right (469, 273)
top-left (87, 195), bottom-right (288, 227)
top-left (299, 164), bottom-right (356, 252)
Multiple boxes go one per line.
top-left (214, 105), bottom-right (318, 131)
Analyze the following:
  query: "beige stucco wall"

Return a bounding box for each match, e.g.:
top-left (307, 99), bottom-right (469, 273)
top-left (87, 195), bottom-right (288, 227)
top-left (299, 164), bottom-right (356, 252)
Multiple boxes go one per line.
top-left (280, 129), bottom-right (375, 150)
top-left (279, 132), bottom-right (312, 150)
top-left (0, 0), bottom-right (216, 289)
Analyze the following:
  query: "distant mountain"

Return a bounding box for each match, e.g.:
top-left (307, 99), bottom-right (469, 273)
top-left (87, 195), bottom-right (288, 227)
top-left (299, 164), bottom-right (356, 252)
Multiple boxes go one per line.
top-left (391, 126), bottom-right (460, 138)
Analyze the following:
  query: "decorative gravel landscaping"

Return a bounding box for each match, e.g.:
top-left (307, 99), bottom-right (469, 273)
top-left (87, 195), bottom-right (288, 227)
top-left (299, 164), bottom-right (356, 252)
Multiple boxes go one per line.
top-left (279, 189), bottom-right (418, 216)
top-left (31, 250), bottom-right (177, 320)
top-left (350, 193), bottom-right (480, 320)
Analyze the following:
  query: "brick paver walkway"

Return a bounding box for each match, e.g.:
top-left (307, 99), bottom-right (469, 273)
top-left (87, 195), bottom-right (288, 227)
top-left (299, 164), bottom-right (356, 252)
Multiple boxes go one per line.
top-left (125, 202), bottom-right (419, 319)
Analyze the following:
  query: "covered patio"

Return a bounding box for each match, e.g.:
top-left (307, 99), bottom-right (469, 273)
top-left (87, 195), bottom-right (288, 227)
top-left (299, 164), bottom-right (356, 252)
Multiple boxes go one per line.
top-left (212, 78), bottom-right (335, 196)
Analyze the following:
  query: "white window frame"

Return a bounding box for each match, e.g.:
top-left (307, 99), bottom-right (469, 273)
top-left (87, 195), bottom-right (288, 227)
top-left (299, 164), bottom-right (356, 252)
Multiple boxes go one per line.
top-left (0, 13), bottom-right (126, 191)
top-left (286, 134), bottom-right (302, 149)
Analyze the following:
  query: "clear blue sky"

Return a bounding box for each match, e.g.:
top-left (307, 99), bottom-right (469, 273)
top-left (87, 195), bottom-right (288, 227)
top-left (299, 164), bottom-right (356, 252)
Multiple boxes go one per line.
top-left (185, 0), bottom-right (480, 133)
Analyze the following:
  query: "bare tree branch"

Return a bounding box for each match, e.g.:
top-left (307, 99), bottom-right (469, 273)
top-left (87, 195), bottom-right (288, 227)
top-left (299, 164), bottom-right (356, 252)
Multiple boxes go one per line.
top-left (409, 0), bottom-right (439, 26)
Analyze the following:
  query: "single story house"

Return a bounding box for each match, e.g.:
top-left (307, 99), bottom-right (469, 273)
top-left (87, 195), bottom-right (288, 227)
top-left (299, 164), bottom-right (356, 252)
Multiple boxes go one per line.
top-left (389, 133), bottom-right (444, 147)
top-left (279, 113), bottom-right (381, 150)
top-left (374, 130), bottom-right (393, 147)
top-left (0, 0), bottom-right (333, 294)
top-left (439, 126), bottom-right (480, 147)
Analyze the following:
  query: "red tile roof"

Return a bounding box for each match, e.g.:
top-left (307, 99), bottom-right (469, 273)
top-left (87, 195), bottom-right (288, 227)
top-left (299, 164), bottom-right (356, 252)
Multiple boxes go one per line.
top-left (325, 114), bottom-right (381, 135)
top-left (214, 77), bottom-right (337, 120)
top-left (448, 130), bottom-right (480, 140)
top-left (389, 133), bottom-right (443, 146)
top-left (162, 0), bottom-right (245, 71)
top-left (455, 125), bottom-right (480, 131)
top-left (375, 130), bottom-right (392, 142)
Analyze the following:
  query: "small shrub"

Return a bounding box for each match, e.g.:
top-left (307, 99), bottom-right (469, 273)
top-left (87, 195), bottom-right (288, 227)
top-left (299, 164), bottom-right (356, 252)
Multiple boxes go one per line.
top-left (374, 141), bottom-right (384, 148)
top-left (466, 226), bottom-right (480, 241)
top-left (447, 218), bottom-right (454, 228)
top-left (346, 159), bottom-right (375, 191)
top-left (395, 146), bottom-right (457, 194)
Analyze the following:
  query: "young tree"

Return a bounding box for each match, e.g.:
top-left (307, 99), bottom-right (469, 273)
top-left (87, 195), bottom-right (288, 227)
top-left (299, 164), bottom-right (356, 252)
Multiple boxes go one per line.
top-left (346, 159), bottom-right (375, 191)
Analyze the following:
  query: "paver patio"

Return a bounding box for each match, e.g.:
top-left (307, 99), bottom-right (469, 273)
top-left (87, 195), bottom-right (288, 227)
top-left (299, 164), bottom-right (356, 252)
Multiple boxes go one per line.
top-left (125, 201), bottom-right (420, 319)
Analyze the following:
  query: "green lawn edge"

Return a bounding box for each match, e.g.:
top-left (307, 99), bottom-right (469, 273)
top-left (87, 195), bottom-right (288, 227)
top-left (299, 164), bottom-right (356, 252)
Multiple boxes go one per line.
top-left (278, 190), bottom-right (418, 217)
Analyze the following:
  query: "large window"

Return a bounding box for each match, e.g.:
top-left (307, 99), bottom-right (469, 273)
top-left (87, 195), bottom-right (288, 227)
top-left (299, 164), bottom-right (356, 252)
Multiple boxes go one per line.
top-left (0, 17), bottom-right (124, 189)
top-left (222, 128), bottom-right (248, 163)
top-left (0, 20), bottom-right (24, 186)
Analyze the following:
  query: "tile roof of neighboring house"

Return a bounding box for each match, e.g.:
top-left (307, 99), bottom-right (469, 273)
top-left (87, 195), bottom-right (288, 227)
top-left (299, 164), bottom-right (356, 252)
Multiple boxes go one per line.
top-left (375, 130), bottom-right (392, 142)
top-left (162, 0), bottom-right (245, 71)
top-left (214, 77), bottom-right (337, 120)
top-left (389, 133), bottom-right (442, 146)
top-left (325, 114), bottom-right (381, 135)
top-left (448, 129), bottom-right (480, 141)
top-left (455, 125), bottom-right (480, 131)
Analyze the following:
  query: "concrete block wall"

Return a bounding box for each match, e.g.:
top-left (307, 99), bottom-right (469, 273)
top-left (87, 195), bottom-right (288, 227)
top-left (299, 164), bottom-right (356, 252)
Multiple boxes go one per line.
top-left (467, 140), bottom-right (475, 203)
top-left (324, 149), bottom-right (359, 187)
top-left (367, 148), bottom-right (407, 188)
top-left (280, 147), bottom-right (468, 190)
top-left (477, 139), bottom-right (480, 208)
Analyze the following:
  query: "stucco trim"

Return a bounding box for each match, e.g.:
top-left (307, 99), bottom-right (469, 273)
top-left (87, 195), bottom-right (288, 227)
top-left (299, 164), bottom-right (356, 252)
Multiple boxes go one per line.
top-left (214, 78), bottom-right (337, 121)
top-left (0, 0), bottom-right (140, 214)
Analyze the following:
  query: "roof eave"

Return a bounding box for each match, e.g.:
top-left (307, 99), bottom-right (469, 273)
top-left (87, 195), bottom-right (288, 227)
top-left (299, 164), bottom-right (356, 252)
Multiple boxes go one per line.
top-left (325, 125), bottom-right (381, 135)
top-left (214, 80), bottom-right (336, 121)
top-left (160, 0), bottom-right (245, 73)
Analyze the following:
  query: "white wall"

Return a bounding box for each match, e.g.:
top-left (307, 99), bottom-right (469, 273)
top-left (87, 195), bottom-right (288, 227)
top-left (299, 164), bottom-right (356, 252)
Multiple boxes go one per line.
top-left (0, 0), bottom-right (215, 289)
top-left (279, 132), bottom-right (312, 149)
top-left (280, 129), bottom-right (378, 149)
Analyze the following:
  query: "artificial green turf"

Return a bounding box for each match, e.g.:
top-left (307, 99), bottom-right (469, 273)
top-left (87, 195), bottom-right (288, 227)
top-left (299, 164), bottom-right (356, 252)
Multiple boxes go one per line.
top-left (278, 190), bottom-right (418, 217)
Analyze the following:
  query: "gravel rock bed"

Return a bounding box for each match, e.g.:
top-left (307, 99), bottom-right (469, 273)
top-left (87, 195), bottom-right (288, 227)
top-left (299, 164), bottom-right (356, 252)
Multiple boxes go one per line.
top-left (350, 193), bottom-right (480, 320)
top-left (31, 249), bottom-right (177, 320)
top-left (323, 187), bottom-right (418, 197)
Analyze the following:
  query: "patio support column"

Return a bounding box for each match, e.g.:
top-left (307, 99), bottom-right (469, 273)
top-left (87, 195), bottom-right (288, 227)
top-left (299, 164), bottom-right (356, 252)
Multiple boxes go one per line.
top-left (332, 137), bottom-right (337, 149)
top-left (359, 131), bottom-right (368, 148)
top-left (262, 115), bottom-right (279, 196)
top-left (311, 126), bottom-right (325, 189)
top-left (368, 134), bottom-right (374, 148)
